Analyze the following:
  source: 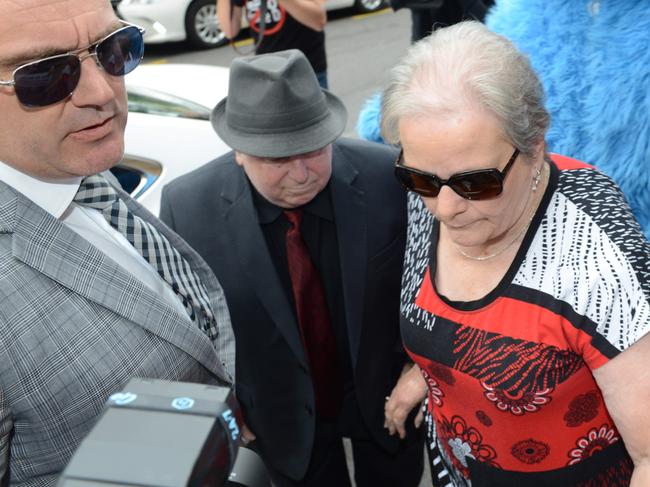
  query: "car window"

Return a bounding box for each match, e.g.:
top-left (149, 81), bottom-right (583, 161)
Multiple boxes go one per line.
top-left (127, 86), bottom-right (211, 120)
top-left (110, 166), bottom-right (144, 195)
top-left (110, 156), bottom-right (163, 199)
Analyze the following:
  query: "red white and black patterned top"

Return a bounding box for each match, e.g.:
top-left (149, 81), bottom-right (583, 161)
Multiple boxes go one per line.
top-left (401, 155), bottom-right (650, 487)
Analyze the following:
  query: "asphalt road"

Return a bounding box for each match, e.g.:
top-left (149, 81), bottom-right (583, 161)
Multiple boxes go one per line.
top-left (141, 6), bottom-right (412, 138)
top-left (142, 8), bottom-right (432, 485)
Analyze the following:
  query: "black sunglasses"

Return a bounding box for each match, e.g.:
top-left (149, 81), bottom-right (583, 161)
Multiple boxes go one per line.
top-left (0, 23), bottom-right (144, 108)
top-left (394, 148), bottom-right (520, 200)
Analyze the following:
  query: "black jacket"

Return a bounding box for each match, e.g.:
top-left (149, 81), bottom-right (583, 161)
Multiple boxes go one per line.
top-left (160, 138), bottom-right (414, 480)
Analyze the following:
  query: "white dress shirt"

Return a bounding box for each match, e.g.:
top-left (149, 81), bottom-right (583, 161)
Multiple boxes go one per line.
top-left (0, 161), bottom-right (188, 317)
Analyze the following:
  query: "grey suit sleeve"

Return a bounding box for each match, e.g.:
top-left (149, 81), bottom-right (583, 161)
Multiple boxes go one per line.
top-left (117, 184), bottom-right (236, 384)
top-left (0, 387), bottom-right (12, 482)
top-left (206, 276), bottom-right (236, 385)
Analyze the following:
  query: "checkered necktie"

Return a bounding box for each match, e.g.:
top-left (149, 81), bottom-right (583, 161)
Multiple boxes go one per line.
top-left (74, 174), bottom-right (219, 340)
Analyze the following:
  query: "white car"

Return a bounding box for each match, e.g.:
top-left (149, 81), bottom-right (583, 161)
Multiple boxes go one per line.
top-left (117, 63), bottom-right (231, 215)
top-left (116, 0), bottom-right (386, 49)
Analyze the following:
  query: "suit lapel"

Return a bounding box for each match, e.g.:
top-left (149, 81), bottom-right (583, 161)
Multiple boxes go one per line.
top-left (2, 183), bottom-right (223, 378)
top-left (330, 150), bottom-right (367, 368)
top-left (221, 166), bottom-right (309, 368)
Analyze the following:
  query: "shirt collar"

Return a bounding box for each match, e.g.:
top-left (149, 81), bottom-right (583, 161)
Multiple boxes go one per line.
top-left (250, 181), bottom-right (334, 224)
top-left (0, 161), bottom-right (81, 218)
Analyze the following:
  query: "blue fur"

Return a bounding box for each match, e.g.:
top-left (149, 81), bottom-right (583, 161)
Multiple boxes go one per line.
top-left (356, 1), bottom-right (650, 237)
top-left (356, 92), bottom-right (385, 144)
top-left (487, 0), bottom-right (650, 239)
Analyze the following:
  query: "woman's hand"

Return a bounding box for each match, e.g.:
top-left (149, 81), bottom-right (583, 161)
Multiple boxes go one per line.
top-left (384, 363), bottom-right (428, 439)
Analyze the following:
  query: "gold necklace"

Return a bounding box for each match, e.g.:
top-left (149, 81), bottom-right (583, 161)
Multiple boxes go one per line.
top-left (454, 163), bottom-right (544, 262)
top-left (454, 213), bottom-right (535, 261)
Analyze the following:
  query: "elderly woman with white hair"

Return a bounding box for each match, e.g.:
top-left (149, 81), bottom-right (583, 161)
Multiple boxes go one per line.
top-left (381, 21), bottom-right (650, 487)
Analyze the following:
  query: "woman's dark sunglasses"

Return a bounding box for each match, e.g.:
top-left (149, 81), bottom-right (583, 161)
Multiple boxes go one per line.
top-left (394, 148), bottom-right (520, 200)
top-left (0, 23), bottom-right (145, 108)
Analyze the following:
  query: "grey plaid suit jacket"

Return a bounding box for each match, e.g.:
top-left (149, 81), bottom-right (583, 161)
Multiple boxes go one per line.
top-left (0, 178), bottom-right (235, 486)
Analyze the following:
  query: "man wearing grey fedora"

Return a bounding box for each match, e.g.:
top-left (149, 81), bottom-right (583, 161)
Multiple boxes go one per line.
top-left (160, 49), bottom-right (424, 487)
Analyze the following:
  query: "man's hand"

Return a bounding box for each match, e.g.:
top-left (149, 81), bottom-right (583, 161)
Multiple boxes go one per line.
top-left (383, 363), bottom-right (428, 439)
top-left (240, 421), bottom-right (257, 446)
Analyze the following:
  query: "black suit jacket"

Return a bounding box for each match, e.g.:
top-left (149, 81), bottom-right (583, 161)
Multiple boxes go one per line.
top-left (160, 138), bottom-right (410, 480)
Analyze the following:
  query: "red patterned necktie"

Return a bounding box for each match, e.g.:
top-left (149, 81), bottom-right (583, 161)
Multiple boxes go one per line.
top-left (284, 209), bottom-right (342, 418)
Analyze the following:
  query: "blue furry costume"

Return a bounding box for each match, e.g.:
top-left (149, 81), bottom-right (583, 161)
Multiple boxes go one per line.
top-left (357, 0), bottom-right (650, 237)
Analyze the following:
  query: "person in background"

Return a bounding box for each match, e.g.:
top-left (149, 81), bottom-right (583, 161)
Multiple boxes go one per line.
top-left (0, 0), bottom-right (235, 484)
top-left (217, 0), bottom-right (329, 88)
top-left (381, 20), bottom-right (650, 486)
top-left (160, 49), bottom-right (424, 487)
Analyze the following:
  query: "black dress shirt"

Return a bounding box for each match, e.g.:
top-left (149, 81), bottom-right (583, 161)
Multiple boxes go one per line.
top-left (251, 183), bottom-right (365, 431)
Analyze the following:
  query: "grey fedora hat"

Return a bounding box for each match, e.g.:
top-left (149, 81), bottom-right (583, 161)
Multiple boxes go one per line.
top-left (211, 49), bottom-right (348, 158)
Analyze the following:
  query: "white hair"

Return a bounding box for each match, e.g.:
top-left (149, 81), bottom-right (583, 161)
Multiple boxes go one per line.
top-left (381, 21), bottom-right (550, 157)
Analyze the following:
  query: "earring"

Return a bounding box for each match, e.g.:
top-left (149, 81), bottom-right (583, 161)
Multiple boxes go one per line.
top-left (532, 166), bottom-right (542, 192)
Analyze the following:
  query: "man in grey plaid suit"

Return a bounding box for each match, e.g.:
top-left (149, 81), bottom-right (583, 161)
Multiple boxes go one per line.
top-left (0, 0), bottom-right (235, 485)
